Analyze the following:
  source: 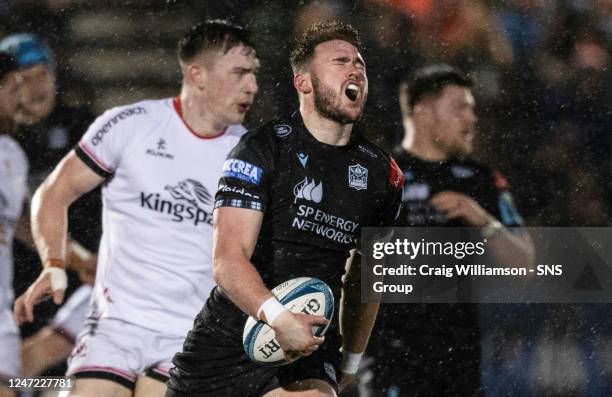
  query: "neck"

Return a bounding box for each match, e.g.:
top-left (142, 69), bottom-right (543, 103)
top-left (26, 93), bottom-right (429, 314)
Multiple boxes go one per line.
top-left (179, 88), bottom-right (227, 137)
top-left (405, 120), bottom-right (449, 162)
top-left (299, 101), bottom-right (353, 146)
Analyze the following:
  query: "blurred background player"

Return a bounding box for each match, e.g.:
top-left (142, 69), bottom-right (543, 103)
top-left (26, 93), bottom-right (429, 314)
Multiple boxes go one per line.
top-left (0, 33), bottom-right (97, 386)
top-left (13, 20), bottom-right (258, 397)
top-left (368, 64), bottom-right (534, 396)
top-left (0, 51), bottom-right (25, 397)
top-left (0, 32), bottom-right (98, 317)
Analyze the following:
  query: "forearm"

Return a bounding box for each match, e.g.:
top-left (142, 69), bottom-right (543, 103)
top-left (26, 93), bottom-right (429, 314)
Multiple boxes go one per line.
top-left (340, 251), bottom-right (379, 354)
top-left (485, 224), bottom-right (535, 268)
top-left (31, 184), bottom-right (69, 266)
top-left (213, 255), bottom-right (273, 319)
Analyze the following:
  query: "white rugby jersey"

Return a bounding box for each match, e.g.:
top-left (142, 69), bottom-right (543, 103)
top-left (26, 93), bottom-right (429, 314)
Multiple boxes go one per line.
top-left (0, 135), bottom-right (28, 313)
top-left (75, 98), bottom-right (246, 336)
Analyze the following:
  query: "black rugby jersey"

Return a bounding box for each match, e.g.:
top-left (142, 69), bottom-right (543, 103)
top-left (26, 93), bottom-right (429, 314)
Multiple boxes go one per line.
top-left (214, 112), bottom-right (404, 298)
top-left (397, 152), bottom-right (523, 228)
top-left (383, 151), bottom-right (524, 331)
top-left (370, 151), bottom-right (525, 395)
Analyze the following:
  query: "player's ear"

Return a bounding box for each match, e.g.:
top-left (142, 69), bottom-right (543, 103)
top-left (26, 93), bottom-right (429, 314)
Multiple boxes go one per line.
top-left (294, 73), bottom-right (312, 95)
top-left (186, 63), bottom-right (207, 90)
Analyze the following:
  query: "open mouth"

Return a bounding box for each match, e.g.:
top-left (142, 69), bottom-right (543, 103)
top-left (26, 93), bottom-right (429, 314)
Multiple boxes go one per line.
top-left (345, 83), bottom-right (359, 101)
top-left (238, 103), bottom-right (251, 113)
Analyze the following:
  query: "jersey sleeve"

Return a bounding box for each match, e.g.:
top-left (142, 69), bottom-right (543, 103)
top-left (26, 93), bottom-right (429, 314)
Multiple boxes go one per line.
top-left (214, 130), bottom-right (275, 213)
top-left (74, 105), bottom-right (147, 178)
top-left (379, 156), bottom-right (405, 227)
top-left (491, 169), bottom-right (524, 227)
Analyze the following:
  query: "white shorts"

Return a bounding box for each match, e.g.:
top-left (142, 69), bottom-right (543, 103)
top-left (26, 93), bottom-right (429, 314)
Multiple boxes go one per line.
top-left (50, 285), bottom-right (92, 342)
top-left (66, 316), bottom-right (185, 389)
top-left (0, 309), bottom-right (20, 382)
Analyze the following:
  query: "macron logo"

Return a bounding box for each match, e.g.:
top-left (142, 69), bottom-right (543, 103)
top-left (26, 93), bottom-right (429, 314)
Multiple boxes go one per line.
top-left (222, 159), bottom-right (263, 185)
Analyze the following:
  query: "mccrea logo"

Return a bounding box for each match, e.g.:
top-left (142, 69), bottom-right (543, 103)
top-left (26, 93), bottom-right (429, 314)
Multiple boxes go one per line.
top-left (140, 179), bottom-right (213, 225)
top-left (222, 159), bottom-right (263, 185)
top-left (91, 106), bottom-right (146, 146)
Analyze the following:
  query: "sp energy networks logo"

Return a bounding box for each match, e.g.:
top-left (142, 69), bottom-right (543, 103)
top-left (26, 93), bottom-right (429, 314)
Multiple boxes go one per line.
top-left (140, 179), bottom-right (213, 225)
top-left (293, 177), bottom-right (323, 204)
top-left (291, 177), bottom-right (358, 245)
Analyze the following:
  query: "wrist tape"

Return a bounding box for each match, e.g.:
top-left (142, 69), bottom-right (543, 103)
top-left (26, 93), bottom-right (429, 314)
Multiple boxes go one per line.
top-left (257, 296), bottom-right (287, 326)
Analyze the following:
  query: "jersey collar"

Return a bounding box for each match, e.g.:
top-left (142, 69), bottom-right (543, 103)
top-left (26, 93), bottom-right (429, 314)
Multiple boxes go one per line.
top-left (292, 111), bottom-right (360, 149)
top-left (172, 97), bottom-right (227, 140)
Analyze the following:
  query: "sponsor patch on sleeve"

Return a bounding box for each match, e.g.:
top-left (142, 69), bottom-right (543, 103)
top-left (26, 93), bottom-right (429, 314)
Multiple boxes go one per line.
top-left (222, 158), bottom-right (264, 185)
top-left (388, 157), bottom-right (404, 190)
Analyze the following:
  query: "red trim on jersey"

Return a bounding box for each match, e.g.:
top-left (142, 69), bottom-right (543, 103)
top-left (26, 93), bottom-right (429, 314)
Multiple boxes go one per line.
top-left (172, 97), bottom-right (227, 139)
top-left (493, 169), bottom-right (509, 190)
top-left (152, 367), bottom-right (170, 375)
top-left (78, 142), bottom-right (113, 174)
top-left (388, 156), bottom-right (405, 190)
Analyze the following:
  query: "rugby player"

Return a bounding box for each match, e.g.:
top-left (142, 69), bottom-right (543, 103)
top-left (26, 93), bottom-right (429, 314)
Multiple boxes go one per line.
top-left (369, 64), bottom-right (534, 396)
top-left (166, 21), bottom-right (404, 397)
top-left (13, 20), bottom-right (259, 397)
top-left (0, 51), bottom-right (25, 397)
top-left (0, 33), bottom-right (98, 381)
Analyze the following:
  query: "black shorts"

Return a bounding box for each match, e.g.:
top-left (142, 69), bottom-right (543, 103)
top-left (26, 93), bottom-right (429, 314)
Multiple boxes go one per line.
top-left (166, 287), bottom-right (341, 397)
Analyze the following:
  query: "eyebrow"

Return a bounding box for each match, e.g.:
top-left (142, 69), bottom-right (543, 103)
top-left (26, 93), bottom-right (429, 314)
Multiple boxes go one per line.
top-left (332, 56), bottom-right (366, 67)
top-left (233, 66), bottom-right (260, 73)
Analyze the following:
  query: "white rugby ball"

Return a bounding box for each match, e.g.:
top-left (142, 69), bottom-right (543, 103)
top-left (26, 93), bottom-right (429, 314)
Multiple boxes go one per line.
top-left (242, 277), bottom-right (334, 365)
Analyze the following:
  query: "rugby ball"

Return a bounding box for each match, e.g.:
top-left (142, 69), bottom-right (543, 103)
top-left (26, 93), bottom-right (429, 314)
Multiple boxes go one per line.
top-left (242, 277), bottom-right (334, 365)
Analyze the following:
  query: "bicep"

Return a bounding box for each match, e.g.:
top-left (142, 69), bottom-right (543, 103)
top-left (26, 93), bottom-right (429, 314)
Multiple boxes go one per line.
top-left (36, 150), bottom-right (105, 206)
top-left (213, 207), bottom-right (263, 262)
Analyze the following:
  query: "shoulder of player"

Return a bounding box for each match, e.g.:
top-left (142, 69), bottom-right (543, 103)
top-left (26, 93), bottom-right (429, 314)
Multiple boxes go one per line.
top-left (458, 157), bottom-right (497, 179)
top-left (237, 118), bottom-right (292, 149)
top-left (94, 98), bottom-right (162, 127)
top-left (352, 133), bottom-right (404, 190)
top-left (0, 136), bottom-right (28, 174)
top-left (351, 132), bottom-right (393, 168)
top-left (457, 157), bottom-right (511, 190)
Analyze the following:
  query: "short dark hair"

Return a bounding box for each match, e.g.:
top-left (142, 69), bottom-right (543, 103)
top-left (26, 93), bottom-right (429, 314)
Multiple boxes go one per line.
top-left (177, 19), bottom-right (254, 64)
top-left (290, 21), bottom-right (362, 72)
top-left (402, 64), bottom-right (473, 112)
top-left (0, 51), bottom-right (17, 81)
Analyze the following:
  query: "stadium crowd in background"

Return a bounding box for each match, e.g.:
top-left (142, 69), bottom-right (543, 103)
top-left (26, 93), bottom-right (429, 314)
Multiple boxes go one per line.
top-left (1, 0), bottom-right (610, 396)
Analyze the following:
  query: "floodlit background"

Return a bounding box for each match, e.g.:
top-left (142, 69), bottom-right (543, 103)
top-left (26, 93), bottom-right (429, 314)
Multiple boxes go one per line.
top-left (3, 0), bottom-right (611, 396)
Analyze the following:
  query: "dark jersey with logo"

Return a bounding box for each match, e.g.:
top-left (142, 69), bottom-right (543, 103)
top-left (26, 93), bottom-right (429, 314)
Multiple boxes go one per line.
top-left (167, 112), bottom-right (403, 396)
top-left (214, 112), bottom-right (403, 303)
top-left (371, 150), bottom-right (524, 396)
